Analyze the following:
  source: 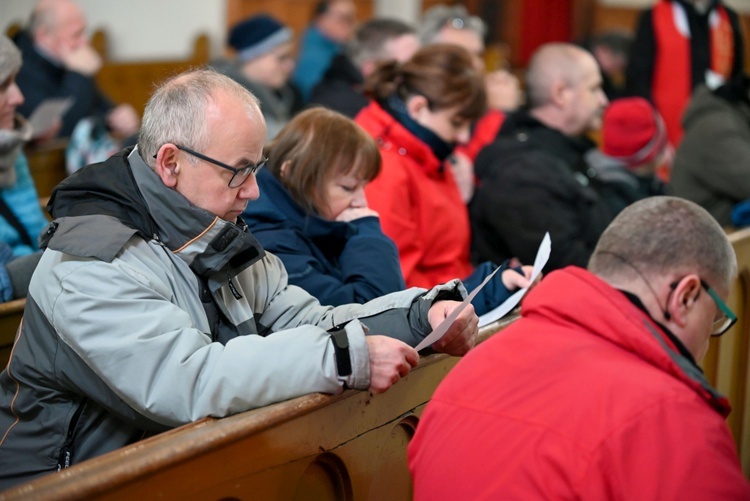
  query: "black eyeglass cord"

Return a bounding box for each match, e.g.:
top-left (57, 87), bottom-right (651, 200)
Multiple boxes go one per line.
top-left (596, 250), bottom-right (673, 321)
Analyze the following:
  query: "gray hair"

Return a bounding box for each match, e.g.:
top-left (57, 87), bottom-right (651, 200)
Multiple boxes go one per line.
top-left (348, 18), bottom-right (415, 69)
top-left (418, 5), bottom-right (486, 45)
top-left (589, 197), bottom-right (737, 290)
top-left (525, 43), bottom-right (592, 109)
top-left (138, 68), bottom-right (260, 167)
top-left (0, 36), bottom-right (22, 84)
top-left (28, 0), bottom-right (69, 36)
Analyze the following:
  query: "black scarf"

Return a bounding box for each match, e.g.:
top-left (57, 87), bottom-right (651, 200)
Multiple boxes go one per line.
top-left (381, 94), bottom-right (456, 163)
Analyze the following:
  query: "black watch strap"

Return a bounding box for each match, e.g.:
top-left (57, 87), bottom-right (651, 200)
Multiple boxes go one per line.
top-left (330, 329), bottom-right (352, 377)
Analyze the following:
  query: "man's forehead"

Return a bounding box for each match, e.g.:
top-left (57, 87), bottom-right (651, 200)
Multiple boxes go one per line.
top-left (437, 27), bottom-right (483, 54)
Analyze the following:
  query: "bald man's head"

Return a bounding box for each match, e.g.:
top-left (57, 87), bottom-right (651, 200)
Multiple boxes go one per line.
top-left (525, 43), bottom-right (608, 135)
top-left (526, 43), bottom-right (596, 108)
top-left (29, 0), bottom-right (88, 60)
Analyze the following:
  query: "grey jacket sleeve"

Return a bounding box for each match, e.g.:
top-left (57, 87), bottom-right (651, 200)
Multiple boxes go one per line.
top-left (35, 245), bottom-right (352, 427)
top-left (239, 253), bottom-right (466, 386)
top-left (39, 243), bottom-right (465, 428)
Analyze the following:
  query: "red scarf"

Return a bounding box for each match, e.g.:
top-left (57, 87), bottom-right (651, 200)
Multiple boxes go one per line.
top-left (652, 0), bottom-right (734, 146)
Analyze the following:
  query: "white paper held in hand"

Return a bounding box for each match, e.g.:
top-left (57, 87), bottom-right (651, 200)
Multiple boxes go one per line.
top-left (414, 265), bottom-right (502, 352)
top-left (28, 98), bottom-right (73, 139)
top-left (414, 233), bottom-right (551, 351)
top-left (477, 232), bottom-right (551, 327)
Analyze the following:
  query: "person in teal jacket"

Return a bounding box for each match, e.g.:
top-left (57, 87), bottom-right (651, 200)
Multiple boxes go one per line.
top-left (292, 0), bottom-right (357, 101)
top-left (0, 35), bottom-right (49, 301)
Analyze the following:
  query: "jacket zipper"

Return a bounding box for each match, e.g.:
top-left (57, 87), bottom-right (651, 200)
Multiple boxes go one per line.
top-left (57, 398), bottom-right (88, 471)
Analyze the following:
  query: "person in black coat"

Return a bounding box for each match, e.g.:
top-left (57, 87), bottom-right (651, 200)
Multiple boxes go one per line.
top-left (470, 43), bottom-right (611, 271)
top-left (13, 0), bottom-right (139, 139)
top-left (309, 18), bottom-right (419, 118)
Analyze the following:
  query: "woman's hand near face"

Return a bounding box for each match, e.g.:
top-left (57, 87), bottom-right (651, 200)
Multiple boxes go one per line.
top-left (335, 206), bottom-right (379, 222)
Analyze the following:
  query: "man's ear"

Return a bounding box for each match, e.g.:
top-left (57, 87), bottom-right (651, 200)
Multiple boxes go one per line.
top-left (153, 144), bottom-right (180, 188)
top-left (549, 79), bottom-right (570, 108)
top-left (405, 94), bottom-right (430, 121)
top-left (360, 60), bottom-right (376, 79)
top-left (666, 275), bottom-right (702, 328)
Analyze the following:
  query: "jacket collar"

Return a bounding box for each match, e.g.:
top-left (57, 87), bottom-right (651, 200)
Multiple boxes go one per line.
top-left (359, 101), bottom-right (444, 177)
top-left (524, 267), bottom-right (731, 416)
top-left (499, 111), bottom-right (596, 168)
top-left (47, 147), bottom-right (265, 281)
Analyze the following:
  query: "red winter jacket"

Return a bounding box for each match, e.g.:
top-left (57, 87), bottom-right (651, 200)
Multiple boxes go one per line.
top-left (409, 267), bottom-right (750, 500)
top-left (355, 101), bottom-right (473, 288)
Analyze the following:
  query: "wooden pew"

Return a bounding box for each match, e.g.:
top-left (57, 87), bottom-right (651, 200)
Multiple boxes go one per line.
top-left (0, 299), bottom-right (23, 371)
top-left (705, 227), bottom-right (750, 476)
top-left (2, 230), bottom-right (750, 498)
top-left (0, 315), bottom-right (517, 501)
top-left (92, 30), bottom-right (210, 118)
top-left (24, 139), bottom-right (68, 201)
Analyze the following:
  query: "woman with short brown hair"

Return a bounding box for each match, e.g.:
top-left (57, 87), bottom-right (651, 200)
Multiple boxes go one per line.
top-left (242, 107), bottom-right (406, 305)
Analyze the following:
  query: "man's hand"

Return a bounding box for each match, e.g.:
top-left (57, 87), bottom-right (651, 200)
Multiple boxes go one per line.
top-left (60, 44), bottom-right (102, 76)
top-left (365, 335), bottom-right (419, 394)
top-left (427, 301), bottom-right (479, 356)
top-left (501, 265), bottom-right (536, 291)
top-left (106, 104), bottom-right (140, 139)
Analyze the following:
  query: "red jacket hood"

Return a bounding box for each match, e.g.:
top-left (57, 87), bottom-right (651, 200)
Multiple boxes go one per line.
top-left (523, 266), bottom-right (731, 416)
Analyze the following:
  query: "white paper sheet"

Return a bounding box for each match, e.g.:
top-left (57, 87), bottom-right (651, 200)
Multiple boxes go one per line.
top-left (477, 232), bottom-right (551, 327)
top-left (414, 265), bottom-right (501, 352)
top-left (27, 98), bottom-right (73, 138)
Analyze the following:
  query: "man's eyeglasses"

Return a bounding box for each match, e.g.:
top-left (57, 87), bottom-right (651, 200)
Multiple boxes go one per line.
top-left (699, 280), bottom-right (737, 337)
top-left (156, 144), bottom-right (267, 188)
top-left (670, 279), bottom-right (737, 337)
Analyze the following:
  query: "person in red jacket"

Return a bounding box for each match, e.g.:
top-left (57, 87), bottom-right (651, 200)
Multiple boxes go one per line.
top-left (409, 196), bottom-right (750, 500)
top-left (355, 44), bottom-right (532, 316)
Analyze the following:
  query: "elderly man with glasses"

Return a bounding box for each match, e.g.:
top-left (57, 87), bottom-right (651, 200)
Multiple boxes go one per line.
top-left (0, 68), bottom-right (479, 488)
top-left (410, 196), bottom-right (750, 500)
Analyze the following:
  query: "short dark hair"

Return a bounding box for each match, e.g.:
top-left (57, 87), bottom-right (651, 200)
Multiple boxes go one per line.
top-left (349, 18), bottom-right (415, 68)
top-left (589, 197), bottom-right (736, 289)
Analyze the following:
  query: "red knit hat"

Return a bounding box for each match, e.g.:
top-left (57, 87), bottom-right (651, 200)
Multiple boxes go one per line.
top-left (602, 97), bottom-right (668, 169)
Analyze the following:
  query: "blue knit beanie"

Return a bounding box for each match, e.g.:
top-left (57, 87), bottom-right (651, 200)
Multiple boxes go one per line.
top-left (229, 15), bottom-right (293, 62)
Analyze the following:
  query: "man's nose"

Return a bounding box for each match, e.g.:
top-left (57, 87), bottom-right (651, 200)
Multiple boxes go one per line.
top-left (238, 174), bottom-right (260, 201)
top-left (8, 82), bottom-right (23, 107)
top-left (599, 89), bottom-right (609, 108)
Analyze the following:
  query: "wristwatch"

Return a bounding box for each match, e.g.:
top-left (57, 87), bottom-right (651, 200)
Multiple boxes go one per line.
top-left (330, 329), bottom-right (352, 377)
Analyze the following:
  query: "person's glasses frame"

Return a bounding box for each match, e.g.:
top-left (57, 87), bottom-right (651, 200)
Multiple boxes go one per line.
top-left (670, 279), bottom-right (738, 337)
top-left (154, 144), bottom-right (267, 188)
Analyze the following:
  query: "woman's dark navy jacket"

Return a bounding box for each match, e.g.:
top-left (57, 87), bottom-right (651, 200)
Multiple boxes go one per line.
top-left (242, 169), bottom-right (406, 306)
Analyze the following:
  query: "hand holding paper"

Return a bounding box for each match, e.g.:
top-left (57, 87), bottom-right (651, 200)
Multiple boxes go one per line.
top-left (478, 232), bottom-right (551, 327)
top-left (414, 266), bottom-right (500, 352)
top-left (414, 234), bottom-right (551, 352)
top-left (426, 300), bottom-right (479, 355)
top-left (28, 98), bottom-right (73, 139)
